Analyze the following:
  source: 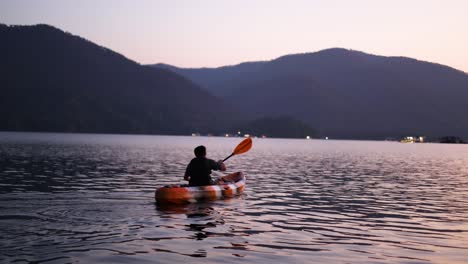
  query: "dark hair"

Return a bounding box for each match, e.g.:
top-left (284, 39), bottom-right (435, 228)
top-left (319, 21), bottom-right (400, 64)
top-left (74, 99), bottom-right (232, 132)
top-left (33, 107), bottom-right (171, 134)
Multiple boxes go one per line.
top-left (194, 145), bottom-right (206, 157)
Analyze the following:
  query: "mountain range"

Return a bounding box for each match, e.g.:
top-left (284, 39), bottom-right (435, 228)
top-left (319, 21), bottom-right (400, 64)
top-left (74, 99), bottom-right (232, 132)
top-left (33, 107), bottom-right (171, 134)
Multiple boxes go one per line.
top-left (154, 49), bottom-right (468, 139)
top-left (2, 23), bottom-right (467, 139)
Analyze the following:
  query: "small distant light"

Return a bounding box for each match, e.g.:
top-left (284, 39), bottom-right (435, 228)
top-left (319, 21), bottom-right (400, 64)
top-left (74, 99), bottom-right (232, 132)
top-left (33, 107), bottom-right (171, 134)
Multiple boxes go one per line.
top-left (325, 137), bottom-right (329, 140)
top-left (225, 134), bottom-right (230, 137)
top-left (306, 136), bottom-right (310, 139)
top-left (237, 131), bottom-right (241, 135)
top-left (244, 134), bottom-right (250, 138)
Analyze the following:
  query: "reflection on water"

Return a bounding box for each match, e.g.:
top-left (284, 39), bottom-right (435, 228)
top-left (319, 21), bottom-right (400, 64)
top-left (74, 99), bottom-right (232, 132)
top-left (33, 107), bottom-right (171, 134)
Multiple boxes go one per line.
top-left (1, 132), bottom-right (468, 263)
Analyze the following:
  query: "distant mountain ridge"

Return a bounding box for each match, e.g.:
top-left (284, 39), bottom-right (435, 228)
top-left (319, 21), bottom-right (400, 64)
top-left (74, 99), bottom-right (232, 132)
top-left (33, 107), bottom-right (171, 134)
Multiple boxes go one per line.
top-left (153, 48), bottom-right (468, 139)
top-left (155, 61), bottom-right (269, 97)
top-left (0, 24), bottom-right (241, 135)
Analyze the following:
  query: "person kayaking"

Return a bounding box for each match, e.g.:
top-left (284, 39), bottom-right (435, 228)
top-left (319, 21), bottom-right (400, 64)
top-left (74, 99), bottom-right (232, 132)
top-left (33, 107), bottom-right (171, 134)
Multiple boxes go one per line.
top-left (184, 145), bottom-right (226, 186)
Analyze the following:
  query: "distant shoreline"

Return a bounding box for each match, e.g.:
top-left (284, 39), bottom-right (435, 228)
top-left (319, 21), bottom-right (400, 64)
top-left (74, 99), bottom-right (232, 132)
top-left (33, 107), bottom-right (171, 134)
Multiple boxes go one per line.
top-left (1, 131), bottom-right (466, 143)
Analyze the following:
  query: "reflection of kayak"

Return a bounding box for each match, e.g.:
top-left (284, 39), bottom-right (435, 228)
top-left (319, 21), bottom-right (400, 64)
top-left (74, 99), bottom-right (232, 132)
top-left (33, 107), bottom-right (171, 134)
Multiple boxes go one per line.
top-left (155, 172), bottom-right (245, 204)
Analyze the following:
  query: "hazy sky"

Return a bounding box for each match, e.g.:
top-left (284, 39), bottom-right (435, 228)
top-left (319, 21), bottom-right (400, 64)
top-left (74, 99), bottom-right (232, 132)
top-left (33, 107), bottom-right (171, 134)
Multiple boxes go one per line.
top-left (1, 0), bottom-right (467, 72)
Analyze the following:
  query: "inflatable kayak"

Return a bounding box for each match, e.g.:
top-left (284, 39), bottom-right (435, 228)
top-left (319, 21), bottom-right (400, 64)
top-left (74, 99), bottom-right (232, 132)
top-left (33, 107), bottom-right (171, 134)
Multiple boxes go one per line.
top-left (155, 172), bottom-right (245, 204)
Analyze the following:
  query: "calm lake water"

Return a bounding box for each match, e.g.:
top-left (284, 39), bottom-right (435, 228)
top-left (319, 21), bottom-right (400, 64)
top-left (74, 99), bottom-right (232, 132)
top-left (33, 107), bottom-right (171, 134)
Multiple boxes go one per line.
top-left (1, 132), bottom-right (468, 264)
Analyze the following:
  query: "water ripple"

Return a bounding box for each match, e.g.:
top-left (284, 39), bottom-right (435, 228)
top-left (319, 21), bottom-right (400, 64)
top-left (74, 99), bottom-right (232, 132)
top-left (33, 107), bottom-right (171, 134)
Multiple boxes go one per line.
top-left (1, 133), bottom-right (468, 263)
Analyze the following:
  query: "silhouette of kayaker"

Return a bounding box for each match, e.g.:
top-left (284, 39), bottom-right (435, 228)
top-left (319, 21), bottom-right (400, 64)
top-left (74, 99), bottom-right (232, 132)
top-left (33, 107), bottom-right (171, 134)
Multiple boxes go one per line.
top-left (184, 145), bottom-right (226, 186)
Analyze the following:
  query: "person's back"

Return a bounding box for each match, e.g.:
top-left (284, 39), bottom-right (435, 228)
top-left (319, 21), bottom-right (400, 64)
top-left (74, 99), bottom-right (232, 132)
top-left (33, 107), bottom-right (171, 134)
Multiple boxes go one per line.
top-left (184, 145), bottom-right (226, 186)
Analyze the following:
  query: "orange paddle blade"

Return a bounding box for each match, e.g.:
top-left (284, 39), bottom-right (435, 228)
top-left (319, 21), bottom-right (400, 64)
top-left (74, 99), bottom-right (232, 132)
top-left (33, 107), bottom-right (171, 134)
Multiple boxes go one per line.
top-left (233, 137), bottom-right (252, 155)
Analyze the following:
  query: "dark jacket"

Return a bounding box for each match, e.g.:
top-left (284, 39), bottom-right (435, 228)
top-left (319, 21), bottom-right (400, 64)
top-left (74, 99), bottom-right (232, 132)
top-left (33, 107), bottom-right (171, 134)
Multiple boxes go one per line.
top-left (185, 157), bottom-right (221, 186)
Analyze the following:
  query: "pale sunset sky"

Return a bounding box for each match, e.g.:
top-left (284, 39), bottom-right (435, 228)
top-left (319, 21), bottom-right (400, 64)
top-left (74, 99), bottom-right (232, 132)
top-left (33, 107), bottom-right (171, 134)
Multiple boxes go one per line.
top-left (1, 0), bottom-right (467, 72)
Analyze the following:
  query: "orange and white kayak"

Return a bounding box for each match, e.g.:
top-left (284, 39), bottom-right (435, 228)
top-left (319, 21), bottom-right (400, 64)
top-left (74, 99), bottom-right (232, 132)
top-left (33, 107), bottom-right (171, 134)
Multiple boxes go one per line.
top-left (155, 172), bottom-right (245, 204)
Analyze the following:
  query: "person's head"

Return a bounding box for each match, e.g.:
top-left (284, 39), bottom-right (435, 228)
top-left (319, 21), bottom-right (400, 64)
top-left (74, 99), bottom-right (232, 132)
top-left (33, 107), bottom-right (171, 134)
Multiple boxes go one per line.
top-left (194, 145), bottom-right (206, 158)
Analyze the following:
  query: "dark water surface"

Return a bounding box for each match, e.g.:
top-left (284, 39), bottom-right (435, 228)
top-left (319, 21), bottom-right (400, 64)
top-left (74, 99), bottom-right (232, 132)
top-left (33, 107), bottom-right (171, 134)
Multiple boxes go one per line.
top-left (1, 132), bottom-right (468, 263)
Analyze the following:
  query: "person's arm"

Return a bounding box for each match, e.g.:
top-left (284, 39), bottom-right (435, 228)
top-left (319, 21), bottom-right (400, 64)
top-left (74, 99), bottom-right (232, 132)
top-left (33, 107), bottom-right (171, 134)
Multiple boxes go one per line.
top-left (218, 160), bottom-right (226, 171)
top-left (184, 163), bottom-right (191, 181)
top-left (209, 159), bottom-right (226, 171)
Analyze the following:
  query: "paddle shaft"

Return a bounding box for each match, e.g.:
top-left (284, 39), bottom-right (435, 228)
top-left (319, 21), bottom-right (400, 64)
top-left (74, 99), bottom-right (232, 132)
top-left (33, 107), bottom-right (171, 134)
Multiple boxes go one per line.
top-left (223, 153), bottom-right (234, 162)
